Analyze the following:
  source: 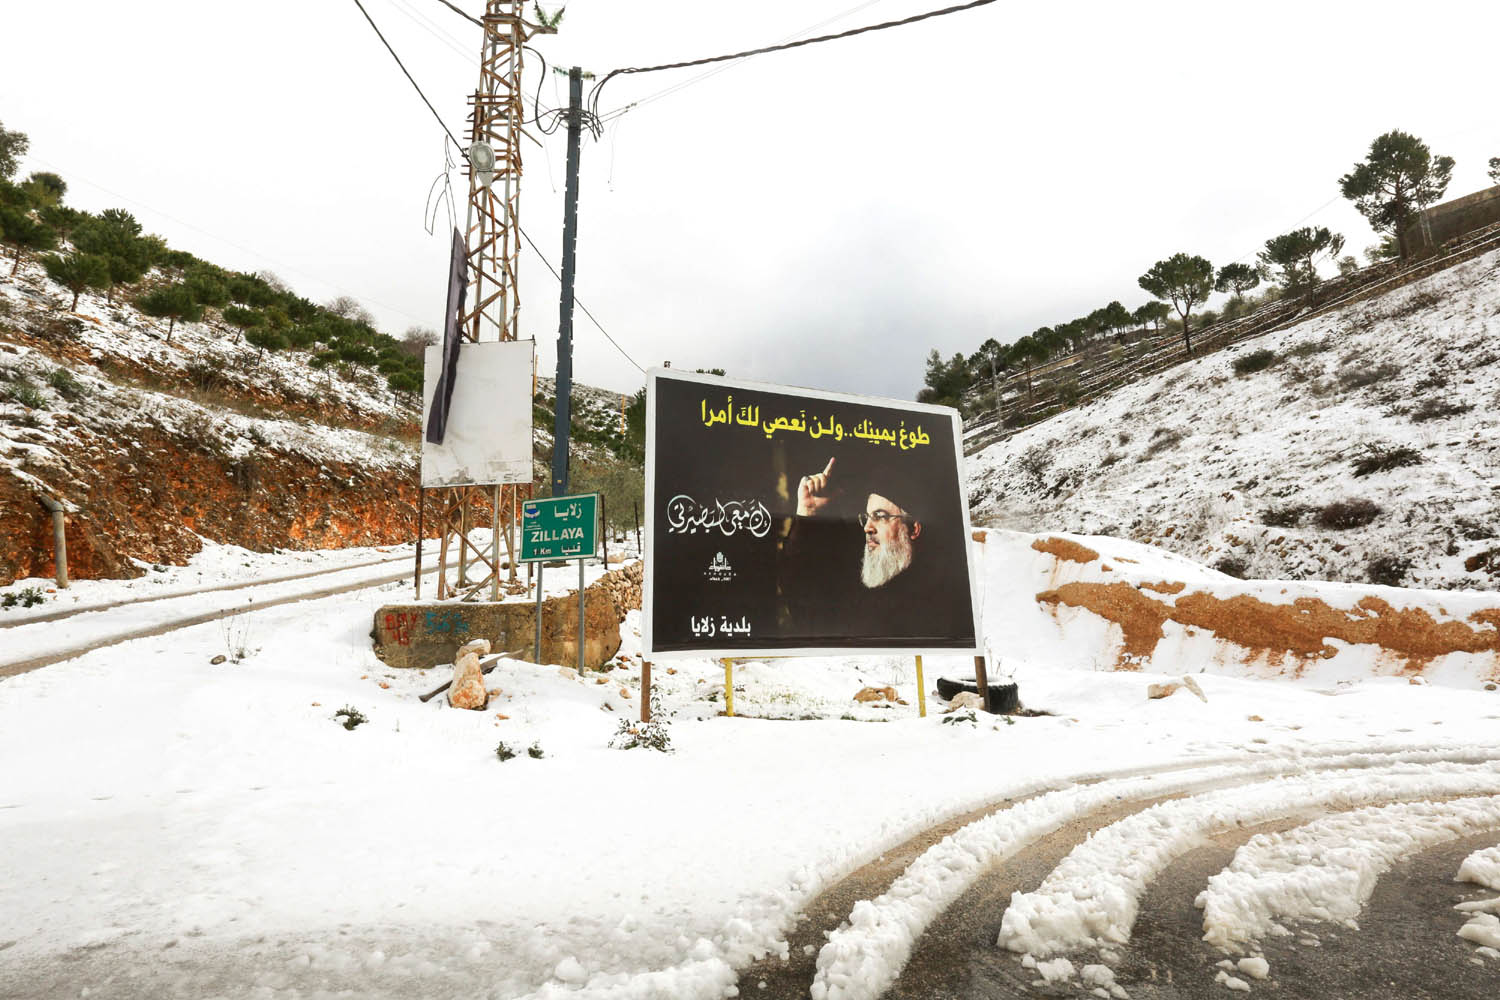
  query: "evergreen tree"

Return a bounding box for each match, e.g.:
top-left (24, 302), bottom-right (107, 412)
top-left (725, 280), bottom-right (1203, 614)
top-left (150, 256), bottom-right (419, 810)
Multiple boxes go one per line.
top-left (184, 266), bottom-right (230, 308)
top-left (1132, 300), bottom-right (1170, 333)
top-left (1339, 130), bottom-right (1454, 262)
top-left (1101, 300), bottom-right (1132, 338)
top-left (974, 337), bottom-right (1005, 410)
top-left (0, 179), bottom-right (32, 209)
top-left (137, 283), bottom-right (204, 341)
top-left (21, 171), bottom-right (66, 206)
top-left (0, 205), bottom-right (57, 275)
top-left (387, 369), bottom-right (422, 401)
top-left (221, 305), bottom-right (265, 343)
top-left (42, 251), bottom-right (111, 310)
top-left (0, 121), bottom-right (27, 181)
top-left (1489, 157), bottom-right (1499, 185)
top-left (1138, 253), bottom-right (1214, 354)
top-left (1214, 262), bottom-right (1260, 301)
top-left (38, 204), bottom-right (86, 240)
top-left (245, 324), bottom-right (288, 360)
top-left (916, 349), bottom-right (970, 409)
top-left (1258, 226), bottom-right (1345, 302)
top-left (74, 209), bottom-right (152, 304)
top-left (227, 272), bottom-right (278, 307)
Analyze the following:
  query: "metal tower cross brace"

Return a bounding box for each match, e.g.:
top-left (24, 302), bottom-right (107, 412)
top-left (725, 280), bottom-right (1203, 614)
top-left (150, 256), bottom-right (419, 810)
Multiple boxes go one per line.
top-left (426, 1), bottom-right (554, 602)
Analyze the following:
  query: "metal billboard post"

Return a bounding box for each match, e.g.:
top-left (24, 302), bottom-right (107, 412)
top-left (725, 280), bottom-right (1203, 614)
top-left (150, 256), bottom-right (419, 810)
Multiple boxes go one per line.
top-left (534, 564), bottom-right (543, 664)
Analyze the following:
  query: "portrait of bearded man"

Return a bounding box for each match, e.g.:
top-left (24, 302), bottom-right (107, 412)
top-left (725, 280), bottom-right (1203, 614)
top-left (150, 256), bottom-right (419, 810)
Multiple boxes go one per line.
top-left (778, 455), bottom-right (972, 645)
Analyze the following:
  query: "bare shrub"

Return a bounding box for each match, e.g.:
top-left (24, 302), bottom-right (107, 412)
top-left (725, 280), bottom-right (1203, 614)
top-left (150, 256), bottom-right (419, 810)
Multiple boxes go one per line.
top-left (1294, 331), bottom-right (1334, 356)
top-left (1262, 504), bottom-right (1315, 528)
top-left (1016, 443), bottom-right (1052, 487)
top-left (1455, 517), bottom-right (1494, 541)
top-left (1337, 361), bottom-right (1400, 390)
top-left (1381, 289), bottom-right (1441, 321)
top-left (1317, 498), bottom-right (1382, 530)
top-left (1214, 556), bottom-right (1250, 579)
top-left (1231, 349), bottom-right (1277, 376)
top-left (1145, 426), bottom-right (1185, 456)
top-left (1366, 554), bottom-right (1412, 587)
top-left (1351, 443), bottom-right (1422, 477)
top-left (1409, 397), bottom-right (1472, 422)
top-left (186, 360), bottom-right (231, 394)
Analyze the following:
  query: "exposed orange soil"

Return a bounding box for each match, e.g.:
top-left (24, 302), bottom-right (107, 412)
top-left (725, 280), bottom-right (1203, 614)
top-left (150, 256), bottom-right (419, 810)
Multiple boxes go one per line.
top-left (1031, 537), bottom-right (1100, 565)
top-left (1037, 583), bottom-right (1500, 675)
top-left (1140, 581), bottom-right (1186, 595)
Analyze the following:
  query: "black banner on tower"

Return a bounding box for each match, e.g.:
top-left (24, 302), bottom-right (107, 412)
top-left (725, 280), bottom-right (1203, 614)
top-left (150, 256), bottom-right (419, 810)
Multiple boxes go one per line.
top-left (643, 369), bottom-right (980, 657)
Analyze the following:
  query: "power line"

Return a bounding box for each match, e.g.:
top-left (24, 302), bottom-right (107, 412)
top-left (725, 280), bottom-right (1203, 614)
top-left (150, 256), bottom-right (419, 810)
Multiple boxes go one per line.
top-left (430, 0), bottom-right (482, 28)
top-left (590, 0), bottom-right (1000, 118)
top-left (361, 0), bottom-right (643, 372)
top-left (595, 0), bottom-right (890, 123)
top-left (520, 226), bottom-right (645, 374)
top-left (350, 0), bottom-right (467, 154)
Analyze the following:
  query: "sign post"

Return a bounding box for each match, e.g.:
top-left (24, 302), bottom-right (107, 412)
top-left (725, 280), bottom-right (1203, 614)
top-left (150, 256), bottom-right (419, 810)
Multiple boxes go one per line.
top-left (520, 493), bottom-right (599, 669)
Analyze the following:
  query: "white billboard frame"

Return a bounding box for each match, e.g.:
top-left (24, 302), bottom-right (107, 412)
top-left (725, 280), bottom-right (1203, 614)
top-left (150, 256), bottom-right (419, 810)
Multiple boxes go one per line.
top-left (419, 340), bottom-right (533, 488)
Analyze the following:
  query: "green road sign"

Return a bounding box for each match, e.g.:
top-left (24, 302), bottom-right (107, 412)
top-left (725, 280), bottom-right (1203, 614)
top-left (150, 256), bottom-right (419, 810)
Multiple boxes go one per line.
top-left (520, 493), bottom-right (598, 562)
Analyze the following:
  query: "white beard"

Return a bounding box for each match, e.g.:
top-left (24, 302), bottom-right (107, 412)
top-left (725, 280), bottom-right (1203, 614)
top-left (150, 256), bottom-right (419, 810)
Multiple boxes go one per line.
top-left (861, 527), bottom-right (913, 589)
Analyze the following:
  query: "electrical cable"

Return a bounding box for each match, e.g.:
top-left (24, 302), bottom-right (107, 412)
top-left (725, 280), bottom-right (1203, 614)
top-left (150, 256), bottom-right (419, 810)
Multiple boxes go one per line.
top-left (364, 0), bottom-right (645, 372)
top-left (350, 0), bottom-right (468, 155)
top-left (376, 0), bottom-right (553, 145)
top-left (520, 227), bottom-right (646, 374)
top-left (589, 0), bottom-right (1000, 118)
top-left (430, 0), bottom-right (482, 28)
top-left (595, 0), bottom-right (889, 124)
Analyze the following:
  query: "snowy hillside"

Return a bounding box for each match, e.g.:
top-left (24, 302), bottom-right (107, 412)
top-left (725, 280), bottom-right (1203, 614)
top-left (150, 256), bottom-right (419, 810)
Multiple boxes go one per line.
top-left (967, 247), bottom-right (1500, 591)
top-left (0, 255), bottom-right (639, 583)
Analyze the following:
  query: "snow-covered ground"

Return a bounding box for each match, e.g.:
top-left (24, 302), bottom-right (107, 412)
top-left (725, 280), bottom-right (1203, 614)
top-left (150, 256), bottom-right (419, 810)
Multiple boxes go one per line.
top-left (2, 529), bottom-right (1498, 999)
top-left (968, 247), bottom-right (1500, 590)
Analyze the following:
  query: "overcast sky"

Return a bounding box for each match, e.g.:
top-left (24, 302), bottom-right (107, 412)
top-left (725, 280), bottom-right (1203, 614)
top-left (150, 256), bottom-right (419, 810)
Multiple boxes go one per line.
top-left (4, 1), bottom-right (1497, 400)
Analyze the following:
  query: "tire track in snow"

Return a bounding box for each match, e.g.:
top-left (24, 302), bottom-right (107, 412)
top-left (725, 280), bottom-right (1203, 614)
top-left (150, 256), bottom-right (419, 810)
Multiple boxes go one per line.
top-left (805, 746), bottom-right (1500, 1000)
top-left (1198, 796), bottom-right (1500, 954)
top-left (997, 761), bottom-right (1500, 958)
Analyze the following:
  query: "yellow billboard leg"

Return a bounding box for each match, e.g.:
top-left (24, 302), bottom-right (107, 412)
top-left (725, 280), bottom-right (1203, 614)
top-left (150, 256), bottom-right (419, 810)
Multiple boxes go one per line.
top-left (722, 658), bottom-right (734, 717)
top-left (915, 655), bottom-right (927, 718)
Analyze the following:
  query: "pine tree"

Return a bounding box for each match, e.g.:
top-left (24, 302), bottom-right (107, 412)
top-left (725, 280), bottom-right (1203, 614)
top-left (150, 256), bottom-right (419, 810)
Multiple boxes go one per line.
top-left (1258, 227), bottom-right (1345, 303)
top-left (21, 171), bottom-right (66, 206)
top-left (0, 205), bottom-right (57, 275)
top-left (1138, 253), bottom-right (1214, 354)
top-left (137, 283), bottom-right (204, 342)
top-left (74, 209), bottom-right (153, 304)
top-left (42, 251), bottom-right (111, 310)
top-left (0, 121), bottom-right (27, 181)
top-left (1339, 130), bottom-right (1454, 262)
top-left (1214, 262), bottom-right (1260, 302)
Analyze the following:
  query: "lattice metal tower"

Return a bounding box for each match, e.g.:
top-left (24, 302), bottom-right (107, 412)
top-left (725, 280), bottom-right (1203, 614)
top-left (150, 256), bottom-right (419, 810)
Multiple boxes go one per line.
top-left (427, 1), bottom-right (554, 601)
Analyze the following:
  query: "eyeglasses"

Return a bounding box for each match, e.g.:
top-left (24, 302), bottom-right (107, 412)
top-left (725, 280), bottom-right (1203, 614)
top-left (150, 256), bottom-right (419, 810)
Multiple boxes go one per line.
top-left (857, 510), bottom-right (913, 528)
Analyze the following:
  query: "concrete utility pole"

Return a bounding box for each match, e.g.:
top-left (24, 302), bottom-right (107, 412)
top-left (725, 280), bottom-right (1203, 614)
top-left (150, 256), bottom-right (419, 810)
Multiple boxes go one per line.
top-left (550, 66), bottom-right (584, 497)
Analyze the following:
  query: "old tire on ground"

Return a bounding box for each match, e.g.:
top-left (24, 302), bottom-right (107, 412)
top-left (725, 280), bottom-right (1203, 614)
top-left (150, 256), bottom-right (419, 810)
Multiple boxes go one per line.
top-left (935, 676), bottom-right (1019, 713)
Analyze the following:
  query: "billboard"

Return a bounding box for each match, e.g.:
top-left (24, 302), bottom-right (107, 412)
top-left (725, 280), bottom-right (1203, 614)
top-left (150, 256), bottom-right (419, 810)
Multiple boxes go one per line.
top-left (643, 369), bottom-right (979, 657)
top-left (419, 340), bottom-right (534, 488)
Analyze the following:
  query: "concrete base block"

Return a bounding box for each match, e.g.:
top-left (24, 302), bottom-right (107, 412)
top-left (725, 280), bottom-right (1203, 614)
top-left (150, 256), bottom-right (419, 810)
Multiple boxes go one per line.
top-left (373, 562), bottom-right (642, 670)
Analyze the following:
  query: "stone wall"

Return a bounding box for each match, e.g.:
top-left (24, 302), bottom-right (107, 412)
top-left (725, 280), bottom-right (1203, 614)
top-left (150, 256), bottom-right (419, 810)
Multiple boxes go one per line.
top-left (1405, 185), bottom-right (1500, 255)
top-left (372, 561), bottom-right (643, 670)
